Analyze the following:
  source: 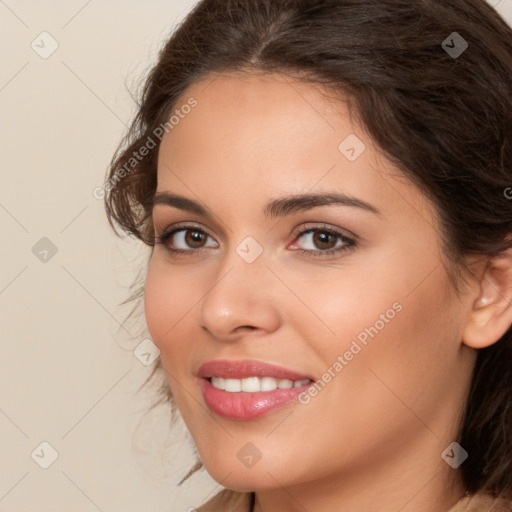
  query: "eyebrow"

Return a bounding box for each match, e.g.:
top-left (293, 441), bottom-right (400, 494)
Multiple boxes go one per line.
top-left (152, 191), bottom-right (383, 219)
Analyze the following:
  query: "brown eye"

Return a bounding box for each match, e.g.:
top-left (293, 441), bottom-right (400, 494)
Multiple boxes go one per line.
top-left (311, 231), bottom-right (338, 250)
top-left (156, 226), bottom-right (218, 253)
top-left (291, 226), bottom-right (357, 258)
top-left (183, 229), bottom-right (208, 248)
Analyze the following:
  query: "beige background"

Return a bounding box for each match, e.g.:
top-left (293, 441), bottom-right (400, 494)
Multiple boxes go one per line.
top-left (0, 1), bottom-right (511, 511)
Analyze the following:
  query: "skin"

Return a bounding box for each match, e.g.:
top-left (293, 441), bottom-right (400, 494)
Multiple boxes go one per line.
top-left (144, 71), bottom-right (512, 512)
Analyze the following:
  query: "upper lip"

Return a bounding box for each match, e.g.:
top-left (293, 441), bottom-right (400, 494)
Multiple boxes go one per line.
top-left (198, 359), bottom-right (314, 381)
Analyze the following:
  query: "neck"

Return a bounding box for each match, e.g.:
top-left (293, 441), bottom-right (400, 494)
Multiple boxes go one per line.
top-left (252, 432), bottom-right (467, 512)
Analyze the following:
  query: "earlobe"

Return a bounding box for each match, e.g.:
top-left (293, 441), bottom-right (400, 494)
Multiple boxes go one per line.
top-left (474, 295), bottom-right (492, 308)
top-left (462, 248), bottom-right (512, 350)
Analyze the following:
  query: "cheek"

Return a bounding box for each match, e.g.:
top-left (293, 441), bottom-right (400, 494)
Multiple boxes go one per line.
top-left (328, 267), bottom-right (458, 411)
top-left (143, 259), bottom-right (168, 348)
top-left (303, 247), bottom-right (457, 394)
top-left (286, 262), bottom-right (401, 357)
top-left (143, 257), bottom-right (190, 355)
top-left (143, 259), bottom-right (197, 409)
top-left (144, 255), bottom-right (211, 382)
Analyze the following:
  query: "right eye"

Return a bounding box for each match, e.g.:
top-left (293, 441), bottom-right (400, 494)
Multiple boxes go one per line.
top-left (155, 225), bottom-right (218, 255)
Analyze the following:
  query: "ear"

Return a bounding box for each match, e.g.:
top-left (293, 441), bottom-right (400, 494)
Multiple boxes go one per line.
top-left (462, 247), bottom-right (512, 349)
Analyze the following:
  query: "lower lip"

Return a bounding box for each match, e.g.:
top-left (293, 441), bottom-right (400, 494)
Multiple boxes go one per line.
top-left (200, 378), bottom-right (311, 420)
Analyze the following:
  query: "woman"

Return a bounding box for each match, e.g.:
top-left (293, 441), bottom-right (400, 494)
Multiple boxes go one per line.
top-left (104, 0), bottom-right (512, 510)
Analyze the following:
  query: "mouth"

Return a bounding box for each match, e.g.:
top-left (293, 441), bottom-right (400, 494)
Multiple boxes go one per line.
top-left (198, 358), bottom-right (315, 381)
top-left (208, 375), bottom-right (313, 392)
top-left (198, 359), bottom-right (316, 420)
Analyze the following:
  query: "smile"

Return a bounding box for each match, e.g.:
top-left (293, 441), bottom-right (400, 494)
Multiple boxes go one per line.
top-left (210, 376), bottom-right (312, 392)
top-left (198, 359), bottom-right (316, 420)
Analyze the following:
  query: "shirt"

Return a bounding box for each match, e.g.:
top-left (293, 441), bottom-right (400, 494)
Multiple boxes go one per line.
top-left (196, 490), bottom-right (512, 512)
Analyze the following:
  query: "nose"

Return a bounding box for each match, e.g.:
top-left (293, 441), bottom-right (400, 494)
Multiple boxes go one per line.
top-left (199, 248), bottom-right (281, 342)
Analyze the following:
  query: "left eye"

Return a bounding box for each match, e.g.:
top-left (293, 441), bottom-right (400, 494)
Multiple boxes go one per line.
top-left (291, 227), bottom-right (355, 256)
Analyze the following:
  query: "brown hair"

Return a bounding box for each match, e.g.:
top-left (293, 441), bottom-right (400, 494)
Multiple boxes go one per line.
top-left (104, 0), bottom-right (512, 503)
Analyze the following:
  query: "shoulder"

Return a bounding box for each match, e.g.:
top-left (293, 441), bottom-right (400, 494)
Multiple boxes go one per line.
top-left (195, 489), bottom-right (253, 512)
top-left (448, 492), bottom-right (512, 512)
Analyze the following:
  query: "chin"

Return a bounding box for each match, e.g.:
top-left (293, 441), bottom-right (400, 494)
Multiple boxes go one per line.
top-left (202, 457), bottom-right (300, 492)
top-left (207, 474), bottom-right (273, 493)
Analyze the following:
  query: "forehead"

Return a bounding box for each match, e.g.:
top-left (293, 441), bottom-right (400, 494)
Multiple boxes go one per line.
top-left (160, 71), bottom-right (354, 155)
top-left (155, 71), bottom-right (433, 225)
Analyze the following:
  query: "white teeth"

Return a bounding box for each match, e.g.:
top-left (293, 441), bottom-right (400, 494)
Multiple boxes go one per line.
top-left (211, 377), bottom-right (225, 390)
top-left (277, 379), bottom-right (293, 389)
top-left (260, 376), bottom-right (278, 391)
top-left (210, 376), bottom-right (311, 392)
top-left (241, 377), bottom-right (260, 392)
top-left (224, 378), bottom-right (242, 392)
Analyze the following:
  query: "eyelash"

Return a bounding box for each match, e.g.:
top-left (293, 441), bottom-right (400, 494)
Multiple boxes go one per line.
top-left (154, 223), bottom-right (357, 258)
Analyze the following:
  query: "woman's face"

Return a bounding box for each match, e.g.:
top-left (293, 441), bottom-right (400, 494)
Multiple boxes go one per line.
top-left (144, 72), bottom-right (476, 495)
